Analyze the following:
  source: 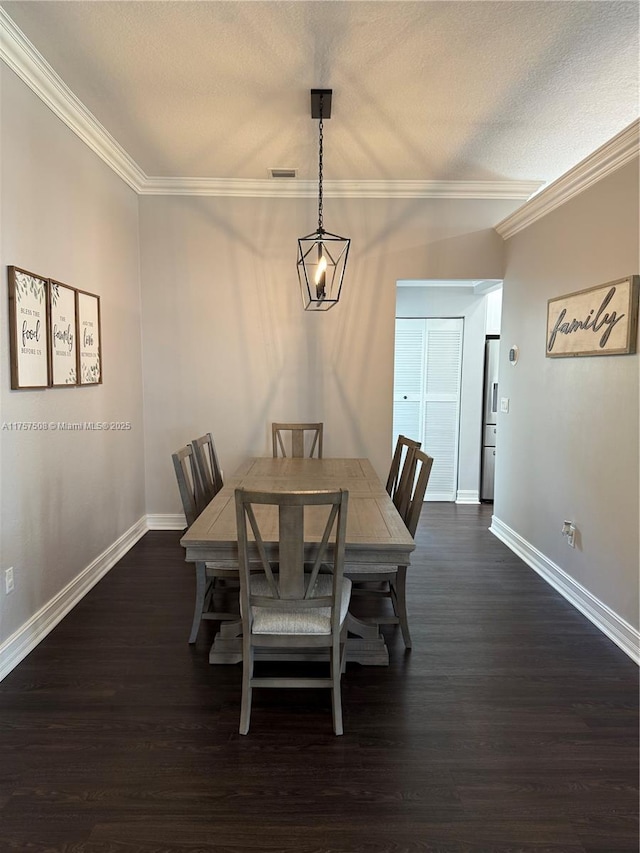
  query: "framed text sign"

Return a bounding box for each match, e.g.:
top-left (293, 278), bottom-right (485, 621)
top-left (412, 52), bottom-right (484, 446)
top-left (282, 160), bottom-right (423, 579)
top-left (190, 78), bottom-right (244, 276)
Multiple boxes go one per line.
top-left (546, 276), bottom-right (639, 358)
top-left (48, 279), bottom-right (78, 386)
top-left (77, 290), bottom-right (102, 385)
top-left (8, 266), bottom-right (49, 389)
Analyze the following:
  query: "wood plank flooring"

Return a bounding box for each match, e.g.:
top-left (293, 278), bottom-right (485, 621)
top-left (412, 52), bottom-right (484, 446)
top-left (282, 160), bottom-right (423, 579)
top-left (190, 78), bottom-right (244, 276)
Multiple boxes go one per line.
top-left (0, 503), bottom-right (637, 852)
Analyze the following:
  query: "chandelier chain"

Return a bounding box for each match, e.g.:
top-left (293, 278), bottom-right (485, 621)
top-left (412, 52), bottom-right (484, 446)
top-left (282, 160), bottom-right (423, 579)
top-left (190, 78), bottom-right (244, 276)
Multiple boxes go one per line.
top-left (318, 96), bottom-right (324, 232)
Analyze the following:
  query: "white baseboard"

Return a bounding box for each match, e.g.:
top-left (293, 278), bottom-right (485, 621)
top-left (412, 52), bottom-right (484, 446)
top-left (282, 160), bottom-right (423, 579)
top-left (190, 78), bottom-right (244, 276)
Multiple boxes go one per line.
top-left (456, 490), bottom-right (480, 505)
top-left (0, 516), bottom-right (148, 682)
top-left (146, 513), bottom-right (186, 530)
top-left (490, 515), bottom-right (639, 664)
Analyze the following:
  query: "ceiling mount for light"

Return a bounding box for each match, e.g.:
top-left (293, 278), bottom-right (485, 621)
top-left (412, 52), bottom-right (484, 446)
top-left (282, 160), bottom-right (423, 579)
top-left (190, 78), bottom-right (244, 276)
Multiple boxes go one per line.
top-left (297, 89), bottom-right (350, 311)
top-left (310, 89), bottom-right (332, 119)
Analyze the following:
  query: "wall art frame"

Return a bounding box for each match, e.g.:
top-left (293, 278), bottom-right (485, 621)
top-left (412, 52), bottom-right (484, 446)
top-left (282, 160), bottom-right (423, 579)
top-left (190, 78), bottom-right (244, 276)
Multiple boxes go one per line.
top-left (546, 275), bottom-right (639, 358)
top-left (76, 289), bottom-right (102, 385)
top-left (8, 266), bottom-right (50, 389)
top-left (48, 278), bottom-right (78, 386)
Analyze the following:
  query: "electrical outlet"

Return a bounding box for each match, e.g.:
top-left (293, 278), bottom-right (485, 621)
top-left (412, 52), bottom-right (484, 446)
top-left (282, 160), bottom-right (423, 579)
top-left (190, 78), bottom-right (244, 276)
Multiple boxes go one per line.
top-left (4, 567), bottom-right (14, 594)
top-left (561, 521), bottom-right (577, 548)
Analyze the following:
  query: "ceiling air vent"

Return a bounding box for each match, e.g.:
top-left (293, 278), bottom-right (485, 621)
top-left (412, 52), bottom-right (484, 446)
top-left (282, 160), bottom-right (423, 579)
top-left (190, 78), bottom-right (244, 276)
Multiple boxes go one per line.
top-left (270, 168), bottom-right (297, 179)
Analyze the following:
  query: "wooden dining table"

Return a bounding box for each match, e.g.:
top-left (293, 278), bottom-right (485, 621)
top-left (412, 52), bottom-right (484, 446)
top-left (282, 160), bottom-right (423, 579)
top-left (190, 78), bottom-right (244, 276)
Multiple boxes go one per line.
top-left (180, 456), bottom-right (416, 665)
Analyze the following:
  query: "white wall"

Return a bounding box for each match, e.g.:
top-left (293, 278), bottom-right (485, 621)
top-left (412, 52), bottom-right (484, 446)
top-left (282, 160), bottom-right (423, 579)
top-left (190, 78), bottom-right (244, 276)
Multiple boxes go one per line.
top-left (485, 288), bottom-right (502, 335)
top-left (496, 159), bottom-right (639, 630)
top-left (139, 195), bottom-right (512, 513)
top-left (0, 66), bottom-right (146, 649)
top-left (395, 286), bottom-right (490, 501)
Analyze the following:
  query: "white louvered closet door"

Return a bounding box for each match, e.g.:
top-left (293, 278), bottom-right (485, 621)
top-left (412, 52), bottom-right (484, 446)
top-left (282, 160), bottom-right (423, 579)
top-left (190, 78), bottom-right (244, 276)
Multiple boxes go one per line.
top-left (392, 319), bottom-right (426, 442)
top-left (393, 318), bottom-right (463, 501)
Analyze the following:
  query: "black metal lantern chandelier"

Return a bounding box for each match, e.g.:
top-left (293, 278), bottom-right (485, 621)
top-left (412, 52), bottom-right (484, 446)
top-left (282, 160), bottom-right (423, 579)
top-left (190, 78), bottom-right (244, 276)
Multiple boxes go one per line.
top-left (297, 89), bottom-right (350, 311)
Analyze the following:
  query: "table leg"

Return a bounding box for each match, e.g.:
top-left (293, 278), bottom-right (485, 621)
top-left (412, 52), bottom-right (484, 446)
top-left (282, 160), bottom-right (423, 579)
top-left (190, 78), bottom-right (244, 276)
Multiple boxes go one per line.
top-left (208, 614), bottom-right (389, 666)
top-left (344, 613), bottom-right (389, 666)
top-left (209, 619), bottom-right (243, 664)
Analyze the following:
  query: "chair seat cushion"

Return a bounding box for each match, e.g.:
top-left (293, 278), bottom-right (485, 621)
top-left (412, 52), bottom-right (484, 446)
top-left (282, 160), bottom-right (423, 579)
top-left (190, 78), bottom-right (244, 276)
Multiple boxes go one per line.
top-left (250, 575), bottom-right (352, 635)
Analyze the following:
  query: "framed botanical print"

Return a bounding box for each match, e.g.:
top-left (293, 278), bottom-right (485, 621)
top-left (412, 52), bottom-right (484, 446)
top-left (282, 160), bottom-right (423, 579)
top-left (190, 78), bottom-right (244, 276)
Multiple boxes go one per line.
top-left (76, 289), bottom-right (102, 385)
top-left (48, 279), bottom-right (78, 386)
top-left (8, 266), bottom-right (49, 389)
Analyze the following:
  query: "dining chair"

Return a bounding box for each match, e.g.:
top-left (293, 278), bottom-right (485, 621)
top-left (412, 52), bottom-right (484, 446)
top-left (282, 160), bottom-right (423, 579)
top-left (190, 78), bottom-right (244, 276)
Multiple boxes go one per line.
top-left (192, 432), bottom-right (224, 507)
top-left (172, 444), bottom-right (238, 643)
top-left (234, 487), bottom-right (350, 735)
top-left (386, 434), bottom-right (421, 519)
top-left (172, 444), bottom-right (206, 526)
top-left (346, 449), bottom-right (434, 649)
top-left (272, 422), bottom-right (323, 459)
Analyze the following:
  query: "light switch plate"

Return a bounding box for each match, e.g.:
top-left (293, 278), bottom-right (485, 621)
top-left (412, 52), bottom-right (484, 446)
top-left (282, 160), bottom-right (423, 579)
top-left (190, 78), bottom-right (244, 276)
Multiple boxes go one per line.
top-left (500, 397), bottom-right (510, 413)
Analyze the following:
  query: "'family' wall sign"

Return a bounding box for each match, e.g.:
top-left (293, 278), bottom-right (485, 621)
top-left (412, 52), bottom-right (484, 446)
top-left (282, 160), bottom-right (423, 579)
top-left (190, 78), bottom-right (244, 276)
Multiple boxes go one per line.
top-left (546, 276), bottom-right (639, 358)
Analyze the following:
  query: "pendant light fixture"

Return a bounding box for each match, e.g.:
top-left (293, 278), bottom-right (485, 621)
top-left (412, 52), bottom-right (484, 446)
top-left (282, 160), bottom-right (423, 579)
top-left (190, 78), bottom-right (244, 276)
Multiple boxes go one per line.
top-left (297, 89), bottom-right (350, 311)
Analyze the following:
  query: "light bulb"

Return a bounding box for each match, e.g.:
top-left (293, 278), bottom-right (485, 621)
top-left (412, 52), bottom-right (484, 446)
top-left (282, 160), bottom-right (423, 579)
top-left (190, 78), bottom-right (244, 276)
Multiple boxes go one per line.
top-left (315, 255), bottom-right (327, 284)
top-left (315, 254), bottom-right (327, 300)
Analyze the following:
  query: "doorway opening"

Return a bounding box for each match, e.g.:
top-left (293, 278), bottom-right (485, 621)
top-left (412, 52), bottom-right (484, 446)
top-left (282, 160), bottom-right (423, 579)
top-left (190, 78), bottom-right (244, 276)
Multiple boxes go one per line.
top-left (393, 280), bottom-right (502, 503)
top-left (393, 317), bottom-right (463, 501)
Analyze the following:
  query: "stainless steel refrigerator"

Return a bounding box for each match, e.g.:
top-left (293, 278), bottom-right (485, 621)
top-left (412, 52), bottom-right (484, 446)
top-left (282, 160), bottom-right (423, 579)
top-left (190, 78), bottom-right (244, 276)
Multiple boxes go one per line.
top-left (481, 337), bottom-right (500, 501)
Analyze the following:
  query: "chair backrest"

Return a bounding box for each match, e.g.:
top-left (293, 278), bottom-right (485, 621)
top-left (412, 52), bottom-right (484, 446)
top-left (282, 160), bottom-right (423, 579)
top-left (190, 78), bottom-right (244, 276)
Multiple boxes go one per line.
top-left (386, 435), bottom-right (421, 518)
top-left (172, 444), bottom-right (204, 527)
top-left (272, 422), bottom-right (323, 459)
top-left (192, 432), bottom-right (224, 507)
top-left (234, 488), bottom-right (348, 632)
top-left (403, 450), bottom-right (434, 536)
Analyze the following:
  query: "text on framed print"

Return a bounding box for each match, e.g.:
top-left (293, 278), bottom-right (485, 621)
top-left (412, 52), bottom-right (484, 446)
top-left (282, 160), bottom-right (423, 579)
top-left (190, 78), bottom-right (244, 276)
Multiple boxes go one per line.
top-left (49, 279), bottom-right (78, 386)
top-left (546, 276), bottom-right (639, 358)
top-left (8, 267), bottom-right (49, 389)
top-left (77, 290), bottom-right (102, 384)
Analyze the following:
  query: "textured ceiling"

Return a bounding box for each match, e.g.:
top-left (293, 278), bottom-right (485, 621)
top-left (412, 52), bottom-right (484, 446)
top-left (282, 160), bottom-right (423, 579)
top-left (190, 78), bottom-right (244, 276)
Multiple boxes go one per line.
top-left (2, 1), bottom-right (638, 184)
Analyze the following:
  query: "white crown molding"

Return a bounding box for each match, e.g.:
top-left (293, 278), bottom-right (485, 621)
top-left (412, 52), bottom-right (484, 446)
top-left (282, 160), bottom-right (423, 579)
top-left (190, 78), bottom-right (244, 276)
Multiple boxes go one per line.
top-left (495, 120), bottom-right (640, 239)
top-left (140, 177), bottom-right (543, 199)
top-left (1, 8), bottom-right (634, 209)
top-left (0, 10), bottom-right (543, 201)
top-left (0, 8), bottom-right (146, 192)
top-left (490, 515), bottom-right (639, 664)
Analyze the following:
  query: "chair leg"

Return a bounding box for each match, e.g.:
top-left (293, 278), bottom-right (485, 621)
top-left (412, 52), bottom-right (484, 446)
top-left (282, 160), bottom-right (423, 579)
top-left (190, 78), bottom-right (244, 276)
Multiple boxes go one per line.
top-left (393, 566), bottom-right (412, 649)
top-left (330, 638), bottom-right (344, 736)
top-left (188, 562), bottom-right (208, 644)
top-left (239, 634), bottom-right (254, 736)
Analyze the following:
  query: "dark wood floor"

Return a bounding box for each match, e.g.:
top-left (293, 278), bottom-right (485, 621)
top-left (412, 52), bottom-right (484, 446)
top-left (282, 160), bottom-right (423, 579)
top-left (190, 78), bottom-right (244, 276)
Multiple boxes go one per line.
top-left (1, 503), bottom-right (637, 853)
